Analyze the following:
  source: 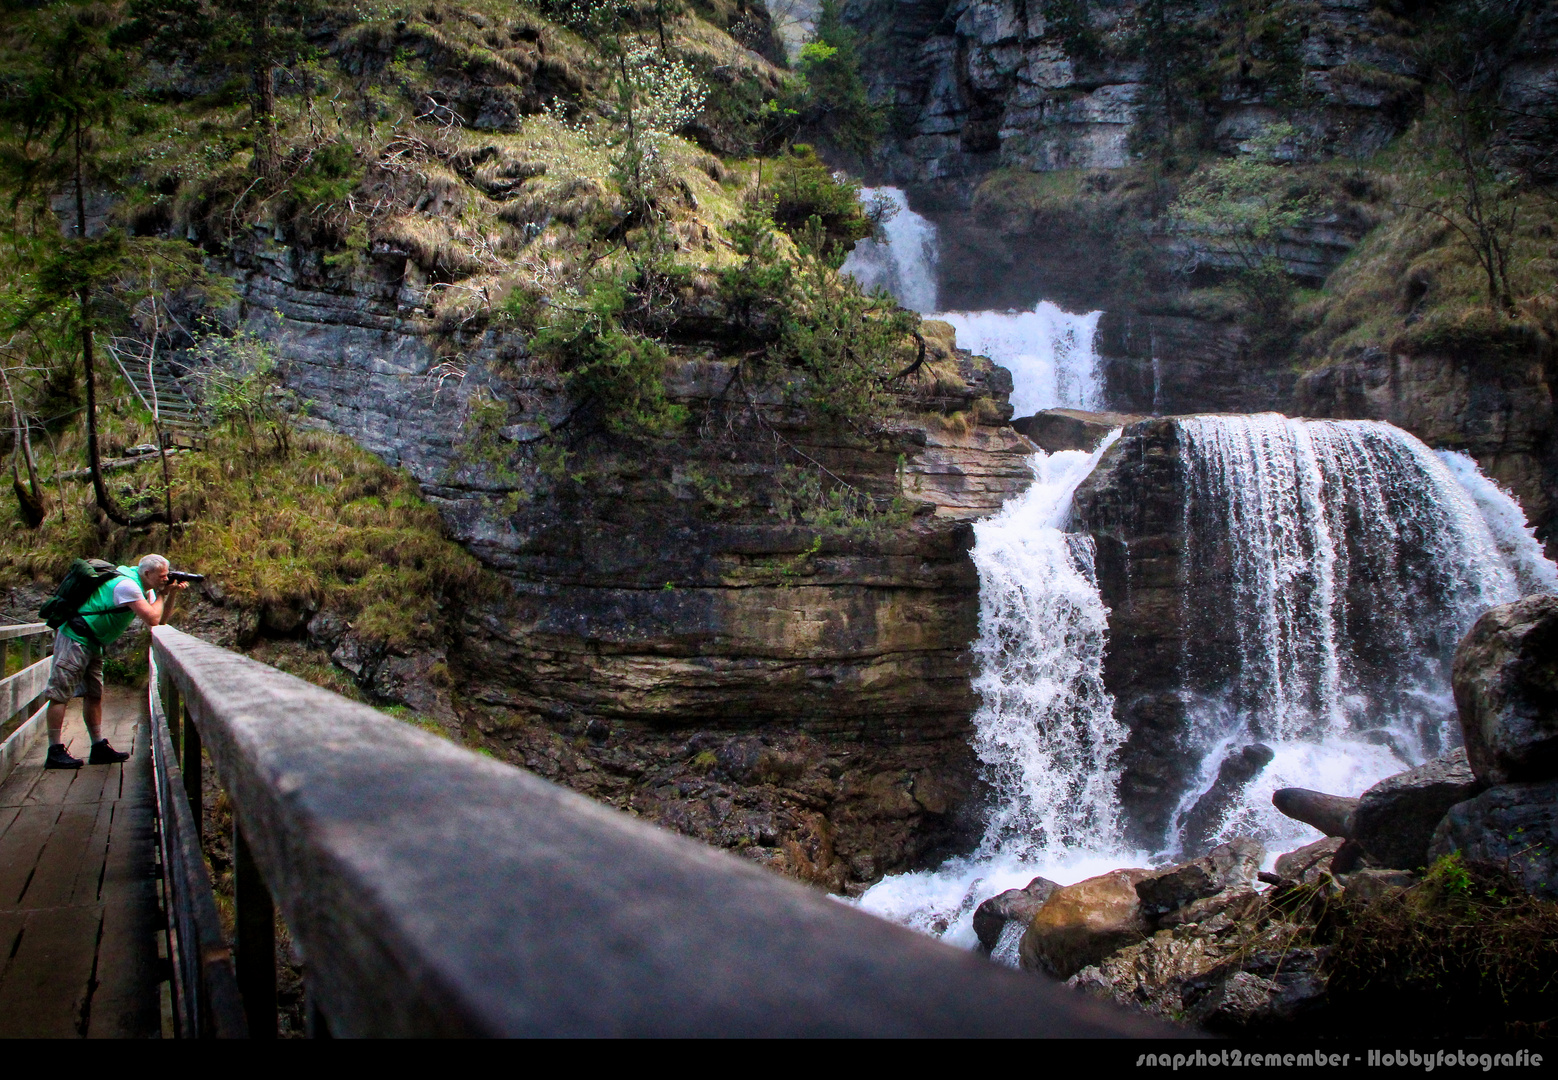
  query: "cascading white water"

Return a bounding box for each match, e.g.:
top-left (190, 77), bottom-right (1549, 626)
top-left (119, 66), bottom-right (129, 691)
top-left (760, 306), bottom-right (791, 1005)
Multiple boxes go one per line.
top-left (839, 187), bottom-right (940, 314)
top-left (1436, 449), bottom-right (1558, 597)
top-left (862, 410), bottom-right (1558, 960)
top-left (936, 304), bottom-right (1105, 416)
top-left (1161, 416), bottom-right (1554, 857)
top-left (859, 434), bottom-right (1136, 950)
top-left (840, 187), bottom-right (1105, 415)
top-left (841, 181), bottom-right (1557, 954)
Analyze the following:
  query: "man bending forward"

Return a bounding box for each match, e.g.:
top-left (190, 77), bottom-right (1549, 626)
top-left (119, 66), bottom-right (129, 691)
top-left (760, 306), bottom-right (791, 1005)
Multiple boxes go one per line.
top-left (42, 553), bottom-right (187, 770)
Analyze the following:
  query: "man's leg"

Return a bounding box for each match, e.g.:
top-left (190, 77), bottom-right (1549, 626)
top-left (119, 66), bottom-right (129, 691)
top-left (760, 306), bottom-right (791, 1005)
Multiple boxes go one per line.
top-left (83, 694), bottom-right (103, 744)
top-left (83, 654), bottom-right (125, 764)
top-left (46, 700), bottom-right (67, 745)
top-left (41, 635), bottom-right (87, 769)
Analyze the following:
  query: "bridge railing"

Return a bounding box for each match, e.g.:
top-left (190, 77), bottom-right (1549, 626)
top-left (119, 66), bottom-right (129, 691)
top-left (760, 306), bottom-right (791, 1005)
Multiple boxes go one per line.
top-left (149, 643), bottom-right (247, 1038)
top-left (0, 623), bottom-right (57, 783)
top-left (147, 623), bottom-right (1167, 1038)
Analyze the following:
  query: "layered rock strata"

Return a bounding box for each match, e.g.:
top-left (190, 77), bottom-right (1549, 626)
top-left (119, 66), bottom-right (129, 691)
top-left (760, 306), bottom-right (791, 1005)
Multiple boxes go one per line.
top-left (225, 238), bottom-right (1038, 889)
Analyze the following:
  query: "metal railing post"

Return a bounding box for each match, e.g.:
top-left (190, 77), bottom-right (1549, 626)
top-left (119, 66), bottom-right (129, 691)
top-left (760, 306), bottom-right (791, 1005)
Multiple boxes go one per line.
top-left (234, 822), bottom-right (277, 1038)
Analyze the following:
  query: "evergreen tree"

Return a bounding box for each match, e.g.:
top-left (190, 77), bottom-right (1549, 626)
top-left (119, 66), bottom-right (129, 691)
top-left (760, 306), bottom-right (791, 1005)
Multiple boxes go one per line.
top-left (796, 0), bottom-right (881, 155)
top-left (0, 2), bottom-right (208, 527)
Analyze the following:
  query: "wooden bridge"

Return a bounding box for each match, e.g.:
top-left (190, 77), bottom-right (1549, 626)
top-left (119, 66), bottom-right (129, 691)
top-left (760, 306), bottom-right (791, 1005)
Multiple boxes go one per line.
top-left (0, 623), bottom-right (1171, 1038)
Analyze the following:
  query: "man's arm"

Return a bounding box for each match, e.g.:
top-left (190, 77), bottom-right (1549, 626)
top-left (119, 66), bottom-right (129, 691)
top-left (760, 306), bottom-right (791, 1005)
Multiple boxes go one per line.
top-left (127, 595), bottom-right (168, 626)
top-left (128, 582), bottom-right (186, 627)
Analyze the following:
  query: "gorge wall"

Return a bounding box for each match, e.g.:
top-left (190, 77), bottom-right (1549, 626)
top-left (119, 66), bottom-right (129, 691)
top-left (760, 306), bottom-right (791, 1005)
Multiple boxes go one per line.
top-left (844, 0), bottom-right (1415, 189)
top-left (227, 239), bottom-right (1037, 890)
top-left (843, 0), bottom-right (1558, 552)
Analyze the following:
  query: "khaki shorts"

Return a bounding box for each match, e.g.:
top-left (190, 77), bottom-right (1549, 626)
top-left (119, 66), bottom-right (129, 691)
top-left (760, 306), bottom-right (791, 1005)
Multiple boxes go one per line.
top-left (43, 633), bottom-right (103, 704)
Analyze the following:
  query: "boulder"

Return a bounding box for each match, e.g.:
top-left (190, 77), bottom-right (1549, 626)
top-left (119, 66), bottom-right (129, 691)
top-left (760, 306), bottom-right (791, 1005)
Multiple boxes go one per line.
top-left (1341, 868), bottom-right (1419, 905)
top-left (1272, 788), bottom-right (1358, 838)
top-left (1179, 745), bottom-right (1274, 855)
top-left (1274, 837), bottom-right (1344, 881)
top-left (1453, 594), bottom-right (1558, 784)
top-left (972, 876), bottom-right (1059, 953)
top-left (1351, 748), bottom-right (1485, 869)
top-left (1428, 778), bottom-right (1558, 899)
top-left (1069, 912), bottom-right (1328, 1031)
top-left (1156, 887), bottom-right (1261, 930)
top-left (1020, 869), bottom-right (1152, 979)
top-left (1011, 409), bottom-right (1143, 454)
top-left (1136, 837), bottom-right (1264, 917)
top-left (1186, 963), bottom-right (1329, 1033)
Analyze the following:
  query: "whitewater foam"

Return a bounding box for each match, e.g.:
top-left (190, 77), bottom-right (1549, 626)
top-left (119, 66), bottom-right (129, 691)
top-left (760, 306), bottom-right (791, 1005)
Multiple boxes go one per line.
top-left (839, 187), bottom-right (939, 313)
top-left (862, 414), bottom-right (1558, 951)
top-left (936, 303), bottom-right (1104, 417)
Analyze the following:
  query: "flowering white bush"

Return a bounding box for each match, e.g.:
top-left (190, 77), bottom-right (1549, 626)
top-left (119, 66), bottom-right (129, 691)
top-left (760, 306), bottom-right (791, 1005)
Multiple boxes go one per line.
top-left (621, 41), bottom-right (708, 138)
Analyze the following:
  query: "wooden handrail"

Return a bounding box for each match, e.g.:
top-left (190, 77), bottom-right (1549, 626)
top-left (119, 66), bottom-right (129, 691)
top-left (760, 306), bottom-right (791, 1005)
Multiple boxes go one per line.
top-left (148, 625), bottom-right (1170, 1037)
top-left (148, 651), bottom-right (247, 1039)
top-left (0, 627), bottom-right (53, 785)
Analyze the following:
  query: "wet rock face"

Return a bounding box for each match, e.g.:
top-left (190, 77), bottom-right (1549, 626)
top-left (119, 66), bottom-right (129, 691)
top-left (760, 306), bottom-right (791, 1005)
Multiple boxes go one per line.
top-left (1067, 418), bottom-right (1191, 846)
top-left (1135, 837), bottom-right (1263, 917)
top-left (1350, 748), bottom-right (1485, 870)
top-left (1453, 594), bottom-right (1558, 784)
top-left (226, 241), bottom-right (1035, 890)
top-left (1273, 837), bottom-right (1344, 882)
top-left (1020, 839), bottom-right (1262, 980)
top-left (1010, 408), bottom-right (1139, 454)
top-left (973, 875), bottom-right (1059, 953)
top-left (1021, 868), bottom-right (1153, 979)
top-left (1429, 780), bottom-right (1558, 900)
top-left (1271, 789), bottom-right (1358, 839)
top-left (1095, 312), bottom-right (1299, 417)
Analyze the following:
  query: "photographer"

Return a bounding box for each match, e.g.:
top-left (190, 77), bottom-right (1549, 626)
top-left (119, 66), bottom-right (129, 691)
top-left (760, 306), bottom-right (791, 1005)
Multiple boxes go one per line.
top-left (42, 554), bottom-right (190, 770)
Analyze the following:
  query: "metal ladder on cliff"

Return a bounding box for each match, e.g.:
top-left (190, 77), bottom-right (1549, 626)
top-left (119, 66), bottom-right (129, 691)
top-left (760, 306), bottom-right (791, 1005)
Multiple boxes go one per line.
top-left (113, 355), bottom-right (209, 450)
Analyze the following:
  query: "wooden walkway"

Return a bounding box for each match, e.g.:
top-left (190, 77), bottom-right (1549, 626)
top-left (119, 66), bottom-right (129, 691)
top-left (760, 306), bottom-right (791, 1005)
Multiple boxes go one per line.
top-left (0, 687), bottom-right (165, 1038)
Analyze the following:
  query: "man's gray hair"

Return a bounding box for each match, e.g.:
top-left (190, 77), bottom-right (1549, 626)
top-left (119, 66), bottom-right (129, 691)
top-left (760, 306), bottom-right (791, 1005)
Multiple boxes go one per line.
top-left (138, 554), bottom-right (169, 578)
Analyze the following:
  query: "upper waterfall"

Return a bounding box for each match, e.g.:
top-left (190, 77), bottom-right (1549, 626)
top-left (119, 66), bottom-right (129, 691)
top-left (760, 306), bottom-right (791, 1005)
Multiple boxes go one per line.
top-left (937, 304), bottom-right (1104, 417)
top-left (839, 187), bottom-right (939, 314)
top-left (841, 186), bottom-right (1105, 415)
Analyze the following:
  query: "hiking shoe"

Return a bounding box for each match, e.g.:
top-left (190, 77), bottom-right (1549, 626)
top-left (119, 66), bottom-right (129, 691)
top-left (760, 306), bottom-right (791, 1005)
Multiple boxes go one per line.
top-left (45, 743), bottom-right (84, 770)
top-left (88, 739), bottom-right (129, 765)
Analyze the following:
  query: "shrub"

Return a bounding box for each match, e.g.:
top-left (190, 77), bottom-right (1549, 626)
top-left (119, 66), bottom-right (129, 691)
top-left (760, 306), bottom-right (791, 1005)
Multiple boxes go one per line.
top-left (1322, 855), bottom-right (1558, 1038)
top-left (762, 143), bottom-right (873, 260)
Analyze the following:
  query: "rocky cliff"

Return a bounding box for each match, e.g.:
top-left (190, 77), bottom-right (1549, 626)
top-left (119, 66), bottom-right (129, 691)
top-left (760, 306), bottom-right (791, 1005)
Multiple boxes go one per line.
top-left (845, 0), bottom-right (1417, 190)
top-left (230, 242), bottom-right (1036, 889)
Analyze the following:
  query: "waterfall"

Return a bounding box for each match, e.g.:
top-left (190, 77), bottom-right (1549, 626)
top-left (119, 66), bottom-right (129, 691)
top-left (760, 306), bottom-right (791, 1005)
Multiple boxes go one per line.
top-left (840, 187), bottom-right (1104, 416)
top-left (858, 435), bottom-right (1134, 946)
top-left (1435, 449), bottom-right (1558, 597)
top-left (937, 304), bottom-right (1104, 417)
top-left (861, 411), bottom-right (1557, 957)
top-left (969, 435), bottom-right (1125, 858)
top-left (1166, 416), bottom-right (1551, 856)
top-left (839, 187), bottom-right (939, 314)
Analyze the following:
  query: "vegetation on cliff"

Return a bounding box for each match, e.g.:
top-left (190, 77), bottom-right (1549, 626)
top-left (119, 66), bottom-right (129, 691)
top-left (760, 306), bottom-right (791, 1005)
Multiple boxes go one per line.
top-left (0, 0), bottom-right (934, 598)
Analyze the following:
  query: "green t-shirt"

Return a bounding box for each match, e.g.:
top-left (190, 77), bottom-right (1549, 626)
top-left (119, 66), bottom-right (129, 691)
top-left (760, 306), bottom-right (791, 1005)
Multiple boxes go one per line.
top-left (61, 565), bottom-right (148, 654)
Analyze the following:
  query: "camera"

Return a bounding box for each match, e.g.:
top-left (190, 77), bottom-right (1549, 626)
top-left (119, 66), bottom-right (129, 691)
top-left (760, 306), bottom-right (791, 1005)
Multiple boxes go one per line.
top-left (167, 570), bottom-right (205, 584)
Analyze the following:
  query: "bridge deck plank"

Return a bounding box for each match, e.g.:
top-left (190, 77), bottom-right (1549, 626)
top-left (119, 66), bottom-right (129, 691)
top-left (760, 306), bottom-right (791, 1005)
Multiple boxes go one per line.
top-left (0, 690), bottom-right (163, 1038)
top-left (0, 759), bottom-right (43, 806)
